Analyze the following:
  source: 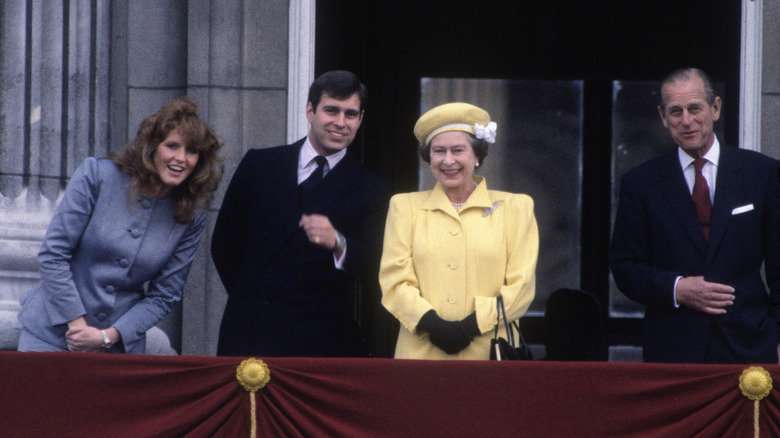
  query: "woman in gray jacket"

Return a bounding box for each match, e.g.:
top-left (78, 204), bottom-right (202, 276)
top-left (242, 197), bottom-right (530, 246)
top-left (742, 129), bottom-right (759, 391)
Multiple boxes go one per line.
top-left (17, 97), bottom-right (223, 354)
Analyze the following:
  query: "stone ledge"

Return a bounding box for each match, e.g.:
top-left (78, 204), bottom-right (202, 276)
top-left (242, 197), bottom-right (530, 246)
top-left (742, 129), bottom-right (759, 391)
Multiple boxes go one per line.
top-left (0, 309), bottom-right (177, 355)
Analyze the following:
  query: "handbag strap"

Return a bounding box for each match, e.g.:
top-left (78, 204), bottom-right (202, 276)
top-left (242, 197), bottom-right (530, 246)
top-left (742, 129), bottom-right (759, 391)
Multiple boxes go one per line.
top-left (494, 296), bottom-right (516, 348)
top-left (512, 320), bottom-right (529, 351)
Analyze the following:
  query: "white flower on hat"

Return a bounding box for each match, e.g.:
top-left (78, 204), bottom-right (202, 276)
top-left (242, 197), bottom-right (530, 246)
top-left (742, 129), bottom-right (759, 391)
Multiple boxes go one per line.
top-left (474, 121), bottom-right (497, 144)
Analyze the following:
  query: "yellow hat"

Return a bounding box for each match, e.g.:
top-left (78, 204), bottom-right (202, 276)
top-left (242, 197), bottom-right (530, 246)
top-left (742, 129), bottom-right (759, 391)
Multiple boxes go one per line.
top-left (413, 102), bottom-right (497, 146)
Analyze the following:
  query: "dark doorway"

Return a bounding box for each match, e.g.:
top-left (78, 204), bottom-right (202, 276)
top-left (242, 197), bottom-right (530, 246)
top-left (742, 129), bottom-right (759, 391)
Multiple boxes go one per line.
top-left (316, 0), bottom-right (742, 359)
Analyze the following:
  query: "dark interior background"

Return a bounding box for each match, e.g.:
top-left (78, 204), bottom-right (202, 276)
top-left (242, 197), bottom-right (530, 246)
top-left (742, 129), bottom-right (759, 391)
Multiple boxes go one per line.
top-left (314, 0), bottom-right (742, 359)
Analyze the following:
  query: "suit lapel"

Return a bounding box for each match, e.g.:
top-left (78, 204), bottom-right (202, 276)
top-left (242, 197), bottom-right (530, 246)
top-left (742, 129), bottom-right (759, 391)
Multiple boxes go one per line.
top-left (300, 152), bottom-right (361, 214)
top-left (657, 151), bottom-right (708, 257)
top-left (706, 145), bottom-right (743, 264)
top-left (265, 141), bottom-right (306, 245)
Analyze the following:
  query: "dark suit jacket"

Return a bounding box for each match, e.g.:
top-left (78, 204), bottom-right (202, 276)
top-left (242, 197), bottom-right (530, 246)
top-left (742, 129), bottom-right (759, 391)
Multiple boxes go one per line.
top-left (211, 139), bottom-right (391, 357)
top-left (610, 144), bottom-right (780, 363)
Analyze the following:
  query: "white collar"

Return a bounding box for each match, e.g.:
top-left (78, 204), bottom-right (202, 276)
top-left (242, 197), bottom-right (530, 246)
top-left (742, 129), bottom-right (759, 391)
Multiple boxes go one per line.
top-left (300, 138), bottom-right (347, 170)
top-left (678, 135), bottom-right (720, 169)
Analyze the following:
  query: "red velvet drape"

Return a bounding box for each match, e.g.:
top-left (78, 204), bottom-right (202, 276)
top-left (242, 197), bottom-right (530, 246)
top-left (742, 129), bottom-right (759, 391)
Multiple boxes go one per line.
top-left (1, 352), bottom-right (778, 437)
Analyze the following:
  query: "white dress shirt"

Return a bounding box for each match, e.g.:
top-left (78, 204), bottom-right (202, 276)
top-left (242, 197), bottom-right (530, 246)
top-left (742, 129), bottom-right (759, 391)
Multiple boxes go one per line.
top-left (298, 138), bottom-right (347, 183)
top-left (678, 135), bottom-right (720, 202)
top-left (298, 138), bottom-right (348, 269)
top-left (673, 135), bottom-right (720, 307)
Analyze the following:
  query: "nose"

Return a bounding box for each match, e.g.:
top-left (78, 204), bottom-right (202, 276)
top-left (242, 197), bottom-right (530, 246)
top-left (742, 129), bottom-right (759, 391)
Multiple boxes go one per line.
top-left (680, 110), bottom-right (693, 125)
top-left (443, 150), bottom-right (455, 164)
top-left (174, 147), bottom-right (186, 161)
top-left (333, 112), bottom-right (346, 126)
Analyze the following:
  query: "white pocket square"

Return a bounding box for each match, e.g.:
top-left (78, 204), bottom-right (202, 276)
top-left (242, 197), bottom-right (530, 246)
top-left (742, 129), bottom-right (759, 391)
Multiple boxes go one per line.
top-left (732, 204), bottom-right (754, 215)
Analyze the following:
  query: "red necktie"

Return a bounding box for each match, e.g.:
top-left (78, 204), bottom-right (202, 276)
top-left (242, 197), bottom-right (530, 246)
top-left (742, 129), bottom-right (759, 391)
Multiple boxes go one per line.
top-left (691, 157), bottom-right (712, 241)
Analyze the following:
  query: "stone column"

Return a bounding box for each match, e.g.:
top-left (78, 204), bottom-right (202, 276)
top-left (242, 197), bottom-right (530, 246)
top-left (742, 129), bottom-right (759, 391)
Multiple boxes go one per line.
top-left (182, 0), bottom-right (291, 356)
top-left (0, 0), bottom-right (111, 349)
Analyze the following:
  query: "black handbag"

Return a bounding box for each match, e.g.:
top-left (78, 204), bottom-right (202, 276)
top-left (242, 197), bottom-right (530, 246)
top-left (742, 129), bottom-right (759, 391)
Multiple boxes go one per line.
top-left (490, 296), bottom-right (533, 360)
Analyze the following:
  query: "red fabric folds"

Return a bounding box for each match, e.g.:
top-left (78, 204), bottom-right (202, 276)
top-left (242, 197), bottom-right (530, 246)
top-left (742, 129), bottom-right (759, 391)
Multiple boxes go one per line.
top-left (0, 352), bottom-right (778, 437)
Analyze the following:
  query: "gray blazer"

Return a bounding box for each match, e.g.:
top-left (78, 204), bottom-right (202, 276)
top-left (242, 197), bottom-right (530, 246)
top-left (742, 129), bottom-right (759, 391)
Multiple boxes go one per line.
top-left (17, 158), bottom-right (206, 353)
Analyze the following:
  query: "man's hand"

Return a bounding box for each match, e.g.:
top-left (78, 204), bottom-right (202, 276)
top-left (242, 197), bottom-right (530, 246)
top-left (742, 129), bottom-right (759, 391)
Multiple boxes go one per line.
top-left (675, 276), bottom-right (735, 315)
top-left (300, 214), bottom-right (338, 250)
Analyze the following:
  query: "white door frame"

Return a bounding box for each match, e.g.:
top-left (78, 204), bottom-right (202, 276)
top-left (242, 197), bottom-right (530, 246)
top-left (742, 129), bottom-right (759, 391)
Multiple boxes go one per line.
top-left (740, 0), bottom-right (762, 151)
top-left (287, 0), bottom-right (316, 144)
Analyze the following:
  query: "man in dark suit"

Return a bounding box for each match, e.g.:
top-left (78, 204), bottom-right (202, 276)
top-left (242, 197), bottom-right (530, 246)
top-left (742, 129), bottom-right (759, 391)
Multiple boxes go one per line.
top-left (610, 68), bottom-right (780, 364)
top-left (212, 70), bottom-right (391, 357)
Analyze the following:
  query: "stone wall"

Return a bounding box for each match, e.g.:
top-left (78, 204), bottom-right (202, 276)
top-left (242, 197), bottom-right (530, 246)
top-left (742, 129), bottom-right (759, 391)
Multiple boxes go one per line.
top-left (763, 0), bottom-right (780, 160)
top-left (0, 0), bottom-right (112, 349)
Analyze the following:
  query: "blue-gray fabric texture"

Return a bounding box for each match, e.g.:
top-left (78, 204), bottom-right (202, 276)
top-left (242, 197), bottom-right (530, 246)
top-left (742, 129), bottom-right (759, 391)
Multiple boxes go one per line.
top-left (17, 158), bottom-right (206, 353)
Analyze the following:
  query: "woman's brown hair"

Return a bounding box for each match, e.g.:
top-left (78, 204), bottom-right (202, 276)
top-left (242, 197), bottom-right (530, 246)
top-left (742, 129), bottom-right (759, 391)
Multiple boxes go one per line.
top-left (108, 96), bottom-right (224, 224)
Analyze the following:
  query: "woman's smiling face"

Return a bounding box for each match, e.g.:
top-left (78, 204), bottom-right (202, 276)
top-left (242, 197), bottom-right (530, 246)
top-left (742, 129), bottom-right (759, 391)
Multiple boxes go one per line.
top-left (429, 130), bottom-right (478, 192)
top-left (152, 128), bottom-right (198, 198)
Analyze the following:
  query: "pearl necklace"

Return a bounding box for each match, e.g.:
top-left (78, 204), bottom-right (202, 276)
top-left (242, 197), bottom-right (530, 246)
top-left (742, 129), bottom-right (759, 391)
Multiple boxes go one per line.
top-left (449, 181), bottom-right (477, 211)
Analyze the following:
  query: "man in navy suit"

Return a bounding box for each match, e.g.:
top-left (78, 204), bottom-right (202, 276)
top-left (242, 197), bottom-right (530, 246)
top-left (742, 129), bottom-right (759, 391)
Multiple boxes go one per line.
top-left (212, 71), bottom-right (391, 357)
top-left (610, 68), bottom-right (780, 363)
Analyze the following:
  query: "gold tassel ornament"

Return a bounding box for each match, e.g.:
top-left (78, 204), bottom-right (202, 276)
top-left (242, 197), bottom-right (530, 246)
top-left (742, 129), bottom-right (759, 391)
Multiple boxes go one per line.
top-left (236, 358), bottom-right (271, 438)
top-left (739, 366), bottom-right (773, 438)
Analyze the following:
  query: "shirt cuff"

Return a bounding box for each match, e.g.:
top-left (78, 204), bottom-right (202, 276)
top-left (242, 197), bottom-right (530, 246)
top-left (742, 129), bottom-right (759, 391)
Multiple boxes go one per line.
top-left (673, 276), bottom-right (683, 308)
top-left (333, 244), bottom-right (346, 270)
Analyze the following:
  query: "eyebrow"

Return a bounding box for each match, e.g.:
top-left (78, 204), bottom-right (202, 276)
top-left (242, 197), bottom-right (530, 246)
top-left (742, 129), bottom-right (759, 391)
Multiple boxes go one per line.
top-left (668, 102), bottom-right (704, 111)
top-left (322, 105), bottom-right (360, 114)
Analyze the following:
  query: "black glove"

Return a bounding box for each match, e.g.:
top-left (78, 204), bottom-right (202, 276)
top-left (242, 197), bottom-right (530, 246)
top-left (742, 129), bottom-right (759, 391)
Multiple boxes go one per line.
top-left (460, 312), bottom-right (480, 337)
top-left (418, 310), bottom-right (475, 354)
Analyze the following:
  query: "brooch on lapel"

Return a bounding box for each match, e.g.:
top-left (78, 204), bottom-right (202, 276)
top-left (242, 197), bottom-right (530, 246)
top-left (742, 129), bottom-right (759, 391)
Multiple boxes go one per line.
top-left (483, 200), bottom-right (504, 217)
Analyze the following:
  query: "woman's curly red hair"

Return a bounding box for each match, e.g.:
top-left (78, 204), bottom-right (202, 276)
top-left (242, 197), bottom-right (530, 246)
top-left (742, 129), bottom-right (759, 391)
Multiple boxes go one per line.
top-left (108, 96), bottom-right (224, 224)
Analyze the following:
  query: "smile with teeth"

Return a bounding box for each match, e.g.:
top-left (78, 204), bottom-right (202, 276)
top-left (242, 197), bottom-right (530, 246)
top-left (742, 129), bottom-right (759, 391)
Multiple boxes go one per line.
top-left (442, 169), bottom-right (461, 175)
top-left (328, 130), bottom-right (347, 137)
top-left (168, 165), bottom-right (185, 173)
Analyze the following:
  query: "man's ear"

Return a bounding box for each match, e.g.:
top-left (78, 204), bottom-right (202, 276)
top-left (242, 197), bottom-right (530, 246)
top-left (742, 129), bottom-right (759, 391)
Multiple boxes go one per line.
top-left (305, 102), bottom-right (315, 123)
top-left (711, 96), bottom-right (722, 122)
top-left (657, 105), bottom-right (668, 128)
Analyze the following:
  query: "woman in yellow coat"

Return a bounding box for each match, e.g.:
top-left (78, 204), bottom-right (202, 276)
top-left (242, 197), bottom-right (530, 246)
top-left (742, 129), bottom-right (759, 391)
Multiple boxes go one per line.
top-left (380, 102), bottom-right (538, 360)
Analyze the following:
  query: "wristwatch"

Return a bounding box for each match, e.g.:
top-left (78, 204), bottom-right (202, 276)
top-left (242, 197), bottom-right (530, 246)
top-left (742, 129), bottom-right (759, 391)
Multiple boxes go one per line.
top-left (101, 330), bottom-right (112, 349)
top-left (334, 232), bottom-right (346, 253)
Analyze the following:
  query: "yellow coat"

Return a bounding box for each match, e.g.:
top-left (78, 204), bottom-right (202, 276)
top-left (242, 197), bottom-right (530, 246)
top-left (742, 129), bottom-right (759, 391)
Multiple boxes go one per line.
top-left (380, 176), bottom-right (538, 360)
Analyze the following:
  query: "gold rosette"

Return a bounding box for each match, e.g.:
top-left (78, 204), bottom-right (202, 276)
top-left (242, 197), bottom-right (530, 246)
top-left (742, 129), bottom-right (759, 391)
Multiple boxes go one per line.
top-left (237, 358), bottom-right (271, 392)
top-left (739, 366), bottom-right (773, 438)
top-left (740, 366), bottom-right (772, 401)
top-left (236, 358), bottom-right (271, 438)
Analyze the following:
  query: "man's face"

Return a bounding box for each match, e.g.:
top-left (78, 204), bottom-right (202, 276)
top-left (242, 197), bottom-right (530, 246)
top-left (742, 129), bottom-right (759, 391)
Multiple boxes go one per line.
top-left (658, 76), bottom-right (721, 158)
top-left (306, 93), bottom-right (363, 156)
